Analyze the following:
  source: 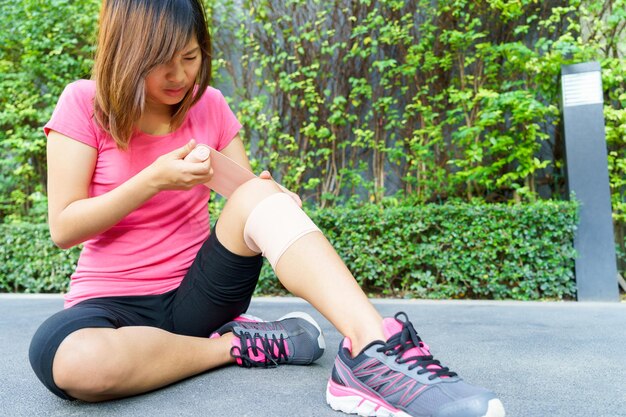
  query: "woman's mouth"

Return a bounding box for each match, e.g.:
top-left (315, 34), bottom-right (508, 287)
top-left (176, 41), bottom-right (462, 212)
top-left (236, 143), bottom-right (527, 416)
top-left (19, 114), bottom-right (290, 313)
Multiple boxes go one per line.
top-left (163, 87), bottom-right (186, 97)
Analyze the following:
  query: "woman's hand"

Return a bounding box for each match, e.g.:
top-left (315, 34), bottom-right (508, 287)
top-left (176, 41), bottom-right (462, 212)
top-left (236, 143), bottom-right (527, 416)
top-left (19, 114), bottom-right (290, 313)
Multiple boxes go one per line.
top-left (146, 139), bottom-right (214, 191)
top-left (259, 170), bottom-right (302, 208)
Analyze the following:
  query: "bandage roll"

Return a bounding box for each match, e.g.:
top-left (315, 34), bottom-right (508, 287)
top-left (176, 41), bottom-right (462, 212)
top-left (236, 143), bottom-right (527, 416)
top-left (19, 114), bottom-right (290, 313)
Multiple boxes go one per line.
top-left (243, 193), bottom-right (321, 269)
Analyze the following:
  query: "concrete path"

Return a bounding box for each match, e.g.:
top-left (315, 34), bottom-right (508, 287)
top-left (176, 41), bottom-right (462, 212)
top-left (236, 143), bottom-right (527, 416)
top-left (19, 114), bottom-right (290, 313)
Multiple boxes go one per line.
top-left (1, 294), bottom-right (625, 417)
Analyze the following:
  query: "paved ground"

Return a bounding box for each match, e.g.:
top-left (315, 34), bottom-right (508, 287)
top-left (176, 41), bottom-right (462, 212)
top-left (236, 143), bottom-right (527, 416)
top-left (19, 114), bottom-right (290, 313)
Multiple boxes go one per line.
top-left (1, 294), bottom-right (625, 417)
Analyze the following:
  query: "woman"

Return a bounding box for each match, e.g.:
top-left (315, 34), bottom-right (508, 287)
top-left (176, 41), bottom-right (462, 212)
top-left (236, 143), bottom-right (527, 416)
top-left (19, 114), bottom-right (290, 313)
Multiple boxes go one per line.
top-left (29, 1), bottom-right (505, 416)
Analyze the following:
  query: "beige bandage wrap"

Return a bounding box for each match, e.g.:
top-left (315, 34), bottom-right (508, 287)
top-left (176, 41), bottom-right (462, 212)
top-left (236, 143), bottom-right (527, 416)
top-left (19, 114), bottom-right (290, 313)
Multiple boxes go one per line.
top-left (243, 193), bottom-right (321, 269)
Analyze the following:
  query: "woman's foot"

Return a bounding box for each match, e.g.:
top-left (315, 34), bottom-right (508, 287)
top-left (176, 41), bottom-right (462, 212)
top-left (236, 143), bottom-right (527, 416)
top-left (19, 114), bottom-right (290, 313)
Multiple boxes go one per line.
top-left (211, 312), bottom-right (325, 367)
top-left (326, 312), bottom-right (505, 417)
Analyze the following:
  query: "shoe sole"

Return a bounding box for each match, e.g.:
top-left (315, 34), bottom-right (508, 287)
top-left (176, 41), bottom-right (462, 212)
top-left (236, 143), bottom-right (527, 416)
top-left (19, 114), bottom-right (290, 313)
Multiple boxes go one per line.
top-left (326, 380), bottom-right (506, 417)
top-left (278, 311), bottom-right (326, 350)
top-left (326, 380), bottom-right (411, 417)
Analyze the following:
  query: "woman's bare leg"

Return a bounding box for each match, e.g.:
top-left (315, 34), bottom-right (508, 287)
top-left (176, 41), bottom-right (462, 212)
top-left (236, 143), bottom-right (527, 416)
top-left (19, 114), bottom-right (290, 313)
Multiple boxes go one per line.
top-left (217, 179), bottom-right (385, 354)
top-left (53, 327), bottom-right (235, 402)
top-left (273, 233), bottom-right (385, 353)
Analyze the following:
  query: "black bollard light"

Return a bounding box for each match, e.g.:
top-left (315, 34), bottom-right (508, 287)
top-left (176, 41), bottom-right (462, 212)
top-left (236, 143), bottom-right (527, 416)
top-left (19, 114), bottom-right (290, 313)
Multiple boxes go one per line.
top-left (561, 61), bottom-right (619, 301)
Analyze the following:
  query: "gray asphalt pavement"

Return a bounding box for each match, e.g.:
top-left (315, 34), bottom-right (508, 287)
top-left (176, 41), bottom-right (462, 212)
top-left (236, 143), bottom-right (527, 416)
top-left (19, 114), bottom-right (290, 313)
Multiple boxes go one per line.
top-left (1, 294), bottom-right (625, 417)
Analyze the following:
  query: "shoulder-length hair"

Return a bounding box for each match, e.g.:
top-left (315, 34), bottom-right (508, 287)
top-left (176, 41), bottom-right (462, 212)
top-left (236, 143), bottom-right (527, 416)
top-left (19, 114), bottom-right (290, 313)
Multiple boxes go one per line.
top-left (92, 0), bottom-right (211, 149)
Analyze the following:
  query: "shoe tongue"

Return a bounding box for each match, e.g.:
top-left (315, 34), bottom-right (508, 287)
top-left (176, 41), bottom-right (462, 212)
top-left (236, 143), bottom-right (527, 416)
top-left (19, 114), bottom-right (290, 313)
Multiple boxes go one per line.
top-left (382, 317), bottom-right (443, 374)
top-left (382, 317), bottom-right (403, 339)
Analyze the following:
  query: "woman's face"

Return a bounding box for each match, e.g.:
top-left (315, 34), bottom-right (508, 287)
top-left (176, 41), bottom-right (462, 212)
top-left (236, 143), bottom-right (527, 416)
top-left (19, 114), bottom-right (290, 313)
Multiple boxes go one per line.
top-left (144, 38), bottom-right (202, 110)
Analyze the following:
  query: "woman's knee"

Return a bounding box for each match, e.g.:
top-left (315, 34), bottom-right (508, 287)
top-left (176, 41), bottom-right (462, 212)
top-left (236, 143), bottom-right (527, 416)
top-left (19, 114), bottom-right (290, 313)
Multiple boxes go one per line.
top-left (215, 178), bottom-right (282, 255)
top-left (52, 328), bottom-right (123, 400)
top-left (226, 177), bottom-right (282, 216)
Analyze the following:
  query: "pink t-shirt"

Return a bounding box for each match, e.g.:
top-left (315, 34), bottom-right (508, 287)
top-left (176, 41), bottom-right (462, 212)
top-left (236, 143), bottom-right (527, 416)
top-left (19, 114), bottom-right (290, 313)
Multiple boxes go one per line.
top-left (44, 80), bottom-right (241, 307)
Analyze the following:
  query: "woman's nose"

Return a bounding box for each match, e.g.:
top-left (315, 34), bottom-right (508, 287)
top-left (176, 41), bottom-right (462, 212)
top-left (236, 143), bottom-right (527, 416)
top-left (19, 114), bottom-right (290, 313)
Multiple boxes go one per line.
top-left (166, 60), bottom-right (185, 83)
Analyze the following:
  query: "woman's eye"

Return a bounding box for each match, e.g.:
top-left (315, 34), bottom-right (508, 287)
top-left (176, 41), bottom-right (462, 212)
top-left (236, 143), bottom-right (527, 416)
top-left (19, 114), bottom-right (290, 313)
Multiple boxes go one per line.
top-left (184, 56), bottom-right (198, 61)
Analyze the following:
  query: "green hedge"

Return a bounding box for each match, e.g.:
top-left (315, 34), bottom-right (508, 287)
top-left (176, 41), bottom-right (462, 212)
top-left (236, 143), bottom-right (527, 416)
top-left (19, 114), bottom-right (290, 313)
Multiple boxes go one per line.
top-left (0, 223), bottom-right (79, 293)
top-left (1, 201), bottom-right (578, 300)
top-left (256, 200), bottom-right (580, 300)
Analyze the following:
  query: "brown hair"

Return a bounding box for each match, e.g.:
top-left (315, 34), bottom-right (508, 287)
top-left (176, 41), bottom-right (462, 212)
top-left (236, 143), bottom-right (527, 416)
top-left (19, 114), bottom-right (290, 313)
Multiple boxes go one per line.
top-left (92, 0), bottom-right (211, 149)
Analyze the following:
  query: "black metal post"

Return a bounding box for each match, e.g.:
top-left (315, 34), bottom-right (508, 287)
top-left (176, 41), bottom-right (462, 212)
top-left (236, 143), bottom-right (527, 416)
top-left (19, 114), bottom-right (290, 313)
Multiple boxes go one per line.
top-left (561, 62), bottom-right (619, 301)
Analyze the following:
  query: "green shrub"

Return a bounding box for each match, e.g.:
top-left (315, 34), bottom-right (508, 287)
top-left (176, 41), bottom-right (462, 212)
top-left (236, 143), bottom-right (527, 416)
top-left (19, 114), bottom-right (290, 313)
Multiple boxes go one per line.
top-left (0, 0), bottom-right (99, 222)
top-left (0, 201), bottom-right (579, 300)
top-left (0, 223), bottom-right (78, 293)
top-left (257, 200), bottom-right (579, 300)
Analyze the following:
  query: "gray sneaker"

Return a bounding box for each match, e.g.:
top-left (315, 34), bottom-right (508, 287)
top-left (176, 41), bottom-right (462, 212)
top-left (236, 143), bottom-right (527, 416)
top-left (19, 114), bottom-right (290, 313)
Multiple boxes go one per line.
top-left (211, 312), bottom-right (325, 367)
top-left (326, 312), bottom-right (505, 417)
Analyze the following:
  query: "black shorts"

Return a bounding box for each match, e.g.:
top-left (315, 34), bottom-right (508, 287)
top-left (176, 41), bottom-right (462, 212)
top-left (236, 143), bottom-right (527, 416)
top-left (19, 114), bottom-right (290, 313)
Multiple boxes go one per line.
top-left (28, 228), bottom-right (263, 400)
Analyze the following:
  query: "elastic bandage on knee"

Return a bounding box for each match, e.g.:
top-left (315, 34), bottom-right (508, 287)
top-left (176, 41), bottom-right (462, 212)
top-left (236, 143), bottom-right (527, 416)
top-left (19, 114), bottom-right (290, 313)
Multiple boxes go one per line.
top-left (243, 193), bottom-right (321, 269)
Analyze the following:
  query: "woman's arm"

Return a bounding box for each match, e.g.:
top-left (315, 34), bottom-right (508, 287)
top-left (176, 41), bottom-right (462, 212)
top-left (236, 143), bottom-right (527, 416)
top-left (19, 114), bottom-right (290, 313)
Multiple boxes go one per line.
top-left (218, 134), bottom-right (252, 170)
top-left (47, 131), bottom-right (213, 249)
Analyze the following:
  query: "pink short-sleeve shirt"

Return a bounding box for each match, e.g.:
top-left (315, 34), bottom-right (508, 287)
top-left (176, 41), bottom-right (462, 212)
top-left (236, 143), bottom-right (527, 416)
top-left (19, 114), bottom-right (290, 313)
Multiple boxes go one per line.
top-left (44, 80), bottom-right (242, 307)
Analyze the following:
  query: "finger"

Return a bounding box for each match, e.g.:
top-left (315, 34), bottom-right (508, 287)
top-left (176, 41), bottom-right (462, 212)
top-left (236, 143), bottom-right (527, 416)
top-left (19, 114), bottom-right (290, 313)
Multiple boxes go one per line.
top-left (259, 170), bottom-right (272, 179)
top-left (188, 160), bottom-right (211, 175)
top-left (291, 192), bottom-right (302, 208)
top-left (174, 139), bottom-right (197, 159)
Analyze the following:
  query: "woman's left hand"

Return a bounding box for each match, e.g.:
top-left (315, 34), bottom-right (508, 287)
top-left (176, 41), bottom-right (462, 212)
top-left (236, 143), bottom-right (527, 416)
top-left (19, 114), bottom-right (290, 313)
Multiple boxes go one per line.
top-left (259, 170), bottom-right (302, 208)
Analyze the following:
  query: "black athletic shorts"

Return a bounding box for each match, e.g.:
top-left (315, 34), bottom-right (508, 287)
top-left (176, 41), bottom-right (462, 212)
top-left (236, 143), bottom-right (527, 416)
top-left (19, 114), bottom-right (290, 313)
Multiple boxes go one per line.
top-left (28, 227), bottom-right (263, 400)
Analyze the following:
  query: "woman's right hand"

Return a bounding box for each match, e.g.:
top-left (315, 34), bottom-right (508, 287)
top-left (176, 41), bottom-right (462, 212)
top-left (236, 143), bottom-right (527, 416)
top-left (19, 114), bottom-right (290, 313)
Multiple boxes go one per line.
top-left (146, 139), bottom-right (214, 191)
